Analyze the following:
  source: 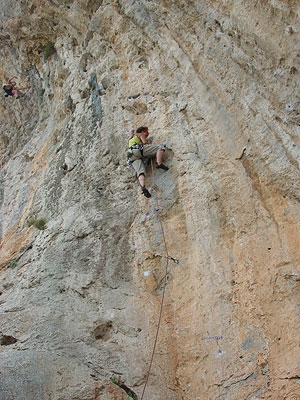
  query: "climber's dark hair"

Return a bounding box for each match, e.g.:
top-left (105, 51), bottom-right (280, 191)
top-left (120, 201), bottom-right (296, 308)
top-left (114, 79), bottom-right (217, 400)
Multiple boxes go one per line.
top-left (136, 126), bottom-right (148, 133)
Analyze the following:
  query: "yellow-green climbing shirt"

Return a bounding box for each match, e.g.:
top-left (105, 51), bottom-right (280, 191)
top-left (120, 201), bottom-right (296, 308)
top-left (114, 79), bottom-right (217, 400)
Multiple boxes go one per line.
top-left (128, 135), bottom-right (142, 148)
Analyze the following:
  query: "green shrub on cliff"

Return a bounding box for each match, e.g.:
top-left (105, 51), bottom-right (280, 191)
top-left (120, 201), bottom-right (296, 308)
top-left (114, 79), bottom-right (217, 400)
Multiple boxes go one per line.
top-left (28, 217), bottom-right (47, 230)
top-left (43, 41), bottom-right (56, 59)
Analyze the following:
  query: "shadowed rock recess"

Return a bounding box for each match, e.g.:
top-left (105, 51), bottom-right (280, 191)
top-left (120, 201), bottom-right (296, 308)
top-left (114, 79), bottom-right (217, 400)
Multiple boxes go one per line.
top-left (0, 1), bottom-right (300, 399)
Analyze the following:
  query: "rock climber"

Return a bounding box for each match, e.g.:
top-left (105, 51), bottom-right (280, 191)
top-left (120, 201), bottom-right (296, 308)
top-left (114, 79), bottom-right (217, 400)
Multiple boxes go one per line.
top-left (128, 126), bottom-right (169, 198)
top-left (3, 76), bottom-right (31, 99)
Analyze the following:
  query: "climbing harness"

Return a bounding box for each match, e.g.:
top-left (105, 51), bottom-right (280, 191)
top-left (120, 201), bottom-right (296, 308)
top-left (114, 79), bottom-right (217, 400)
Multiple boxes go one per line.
top-left (127, 135), bottom-right (144, 167)
top-left (140, 159), bottom-right (178, 400)
top-left (130, 143), bottom-right (143, 151)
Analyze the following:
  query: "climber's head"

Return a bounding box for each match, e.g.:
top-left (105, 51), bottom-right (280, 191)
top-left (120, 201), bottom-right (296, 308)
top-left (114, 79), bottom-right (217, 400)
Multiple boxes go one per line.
top-left (136, 126), bottom-right (149, 136)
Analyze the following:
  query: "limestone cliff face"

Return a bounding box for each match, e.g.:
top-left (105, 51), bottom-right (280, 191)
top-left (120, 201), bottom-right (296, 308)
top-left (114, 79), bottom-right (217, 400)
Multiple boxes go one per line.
top-left (1, 1), bottom-right (300, 399)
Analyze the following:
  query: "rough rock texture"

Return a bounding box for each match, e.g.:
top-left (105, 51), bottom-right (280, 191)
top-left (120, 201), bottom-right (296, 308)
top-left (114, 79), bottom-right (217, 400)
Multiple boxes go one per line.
top-left (1, 1), bottom-right (300, 399)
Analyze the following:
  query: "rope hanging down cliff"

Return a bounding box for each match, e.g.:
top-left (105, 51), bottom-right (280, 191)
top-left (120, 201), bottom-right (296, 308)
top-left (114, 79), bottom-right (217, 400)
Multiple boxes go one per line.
top-left (140, 159), bottom-right (178, 400)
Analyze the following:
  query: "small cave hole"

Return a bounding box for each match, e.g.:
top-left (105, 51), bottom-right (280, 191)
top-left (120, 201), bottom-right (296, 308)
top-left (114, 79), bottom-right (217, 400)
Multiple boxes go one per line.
top-left (93, 321), bottom-right (113, 341)
top-left (1, 334), bottom-right (18, 346)
top-left (290, 66), bottom-right (298, 75)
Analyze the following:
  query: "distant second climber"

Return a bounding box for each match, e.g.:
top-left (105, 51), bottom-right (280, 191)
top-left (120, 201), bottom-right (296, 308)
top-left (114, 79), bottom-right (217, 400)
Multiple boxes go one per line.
top-left (3, 76), bottom-right (31, 99)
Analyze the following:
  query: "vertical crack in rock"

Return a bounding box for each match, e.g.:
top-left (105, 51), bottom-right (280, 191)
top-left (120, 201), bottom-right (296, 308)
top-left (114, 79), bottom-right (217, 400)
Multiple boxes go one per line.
top-left (88, 72), bottom-right (103, 134)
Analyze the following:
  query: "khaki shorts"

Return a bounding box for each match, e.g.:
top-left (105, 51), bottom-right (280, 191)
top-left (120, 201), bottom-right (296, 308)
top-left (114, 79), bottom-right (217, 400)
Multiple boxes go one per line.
top-left (130, 144), bottom-right (164, 177)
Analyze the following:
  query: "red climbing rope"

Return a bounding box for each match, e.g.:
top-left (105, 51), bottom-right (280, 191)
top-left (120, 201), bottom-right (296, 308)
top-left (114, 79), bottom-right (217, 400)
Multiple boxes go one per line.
top-left (140, 159), bottom-right (170, 400)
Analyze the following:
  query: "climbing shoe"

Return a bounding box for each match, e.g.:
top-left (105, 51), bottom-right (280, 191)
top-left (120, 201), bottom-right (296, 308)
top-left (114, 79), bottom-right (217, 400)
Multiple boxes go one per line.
top-left (141, 186), bottom-right (151, 198)
top-left (156, 163), bottom-right (169, 171)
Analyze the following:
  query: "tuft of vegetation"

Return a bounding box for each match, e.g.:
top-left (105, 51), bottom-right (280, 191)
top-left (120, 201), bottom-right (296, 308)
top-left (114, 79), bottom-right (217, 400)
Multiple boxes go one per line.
top-left (28, 217), bottom-right (47, 230)
top-left (43, 41), bottom-right (56, 59)
top-left (8, 260), bottom-right (17, 269)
